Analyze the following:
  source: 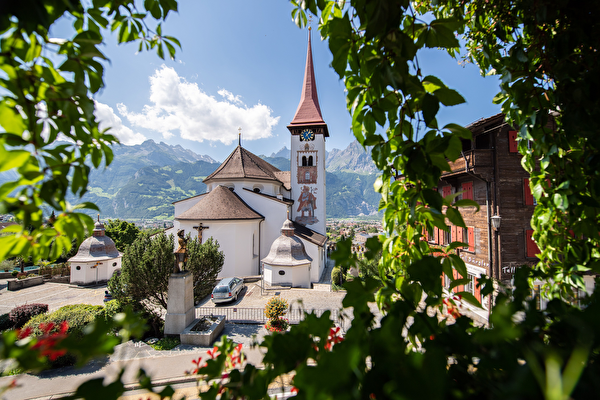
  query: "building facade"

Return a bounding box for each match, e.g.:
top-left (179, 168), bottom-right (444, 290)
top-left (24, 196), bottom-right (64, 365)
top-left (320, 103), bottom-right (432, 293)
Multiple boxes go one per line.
top-left (428, 113), bottom-right (542, 306)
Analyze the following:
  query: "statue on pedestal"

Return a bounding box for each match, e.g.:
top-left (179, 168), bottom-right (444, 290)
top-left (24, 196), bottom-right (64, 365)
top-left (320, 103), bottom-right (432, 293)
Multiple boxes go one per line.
top-left (174, 229), bottom-right (188, 273)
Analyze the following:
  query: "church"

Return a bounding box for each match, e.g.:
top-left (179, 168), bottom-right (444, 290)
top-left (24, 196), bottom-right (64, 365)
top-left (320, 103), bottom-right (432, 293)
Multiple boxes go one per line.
top-left (168, 31), bottom-right (329, 287)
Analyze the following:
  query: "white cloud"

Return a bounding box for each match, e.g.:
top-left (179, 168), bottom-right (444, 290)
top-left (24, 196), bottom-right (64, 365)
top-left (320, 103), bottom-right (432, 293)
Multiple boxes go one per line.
top-left (218, 89), bottom-right (243, 105)
top-left (118, 65), bottom-right (280, 145)
top-left (95, 102), bottom-right (147, 145)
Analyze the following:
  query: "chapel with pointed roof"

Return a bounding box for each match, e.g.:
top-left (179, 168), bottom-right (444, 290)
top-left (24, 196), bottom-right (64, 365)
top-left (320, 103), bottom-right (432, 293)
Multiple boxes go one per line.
top-left (169, 30), bottom-right (328, 286)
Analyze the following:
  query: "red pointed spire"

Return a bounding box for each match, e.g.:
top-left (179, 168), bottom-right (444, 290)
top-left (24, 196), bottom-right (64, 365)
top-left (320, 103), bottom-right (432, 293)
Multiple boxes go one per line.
top-left (288, 29), bottom-right (328, 136)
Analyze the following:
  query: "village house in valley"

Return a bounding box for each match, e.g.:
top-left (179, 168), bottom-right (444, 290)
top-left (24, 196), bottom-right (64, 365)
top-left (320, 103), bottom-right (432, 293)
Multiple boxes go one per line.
top-left (168, 31), bottom-right (328, 287)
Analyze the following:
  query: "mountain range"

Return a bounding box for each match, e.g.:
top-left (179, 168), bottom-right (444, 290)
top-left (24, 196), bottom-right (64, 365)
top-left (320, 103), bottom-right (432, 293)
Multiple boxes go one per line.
top-left (2, 139), bottom-right (381, 219)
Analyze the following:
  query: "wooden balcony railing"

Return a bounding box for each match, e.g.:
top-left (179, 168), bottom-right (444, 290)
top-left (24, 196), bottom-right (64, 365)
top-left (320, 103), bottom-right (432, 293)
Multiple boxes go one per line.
top-left (444, 149), bottom-right (494, 176)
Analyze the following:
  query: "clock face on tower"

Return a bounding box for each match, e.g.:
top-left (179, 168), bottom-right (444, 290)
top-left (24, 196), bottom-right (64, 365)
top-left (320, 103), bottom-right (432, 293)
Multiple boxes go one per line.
top-left (300, 129), bottom-right (315, 141)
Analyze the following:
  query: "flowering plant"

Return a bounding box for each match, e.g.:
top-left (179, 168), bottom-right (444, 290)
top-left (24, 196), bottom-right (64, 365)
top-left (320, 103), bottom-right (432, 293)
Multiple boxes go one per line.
top-left (265, 317), bottom-right (289, 333)
top-left (264, 296), bottom-right (288, 320)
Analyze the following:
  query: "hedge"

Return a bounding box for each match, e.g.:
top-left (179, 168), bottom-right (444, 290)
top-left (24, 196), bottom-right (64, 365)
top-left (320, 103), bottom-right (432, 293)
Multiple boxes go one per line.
top-left (9, 303), bottom-right (48, 328)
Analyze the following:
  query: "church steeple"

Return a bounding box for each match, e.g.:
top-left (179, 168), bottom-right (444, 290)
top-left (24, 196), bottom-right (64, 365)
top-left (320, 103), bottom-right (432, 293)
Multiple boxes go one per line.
top-left (287, 29), bottom-right (329, 137)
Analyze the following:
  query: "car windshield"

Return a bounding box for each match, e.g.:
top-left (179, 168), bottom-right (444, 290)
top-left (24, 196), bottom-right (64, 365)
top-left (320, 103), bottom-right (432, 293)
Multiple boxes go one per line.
top-left (214, 286), bottom-right (229, 294)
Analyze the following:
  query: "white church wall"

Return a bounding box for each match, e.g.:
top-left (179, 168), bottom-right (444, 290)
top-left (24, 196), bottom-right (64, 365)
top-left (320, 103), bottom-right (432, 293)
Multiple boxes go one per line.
top-left (237, 190), bottom-right (289, 263)
top-left (70, 261), bottom-right (87, 284)
top-left (178, 219), bottom-right (260, 278)
top-left (300, 240), bottom-right (324, 283)
top-left (174, 195), bottom-right (204, 218)
top-left (265, 264), bottom-right (310, 288)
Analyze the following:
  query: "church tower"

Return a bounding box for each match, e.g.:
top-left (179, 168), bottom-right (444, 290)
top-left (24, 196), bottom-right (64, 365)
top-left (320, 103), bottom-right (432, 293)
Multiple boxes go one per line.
top-left (287, 28), bottom-right (328, 236)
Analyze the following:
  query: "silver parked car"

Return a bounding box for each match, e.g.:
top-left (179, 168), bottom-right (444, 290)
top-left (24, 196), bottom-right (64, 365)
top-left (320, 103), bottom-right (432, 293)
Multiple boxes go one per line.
top-left (211, 277), bottom-right (245, 304)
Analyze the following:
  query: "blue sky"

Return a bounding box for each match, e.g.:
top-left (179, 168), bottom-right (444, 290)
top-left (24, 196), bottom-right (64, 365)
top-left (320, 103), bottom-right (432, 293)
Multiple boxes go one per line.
top-left (86, 0), bottom-right (501, 162)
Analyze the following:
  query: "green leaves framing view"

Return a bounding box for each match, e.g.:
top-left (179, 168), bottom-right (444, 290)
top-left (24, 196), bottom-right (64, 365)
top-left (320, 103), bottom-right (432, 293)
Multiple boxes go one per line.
top-left (1, 0), bottom-right (600, 399)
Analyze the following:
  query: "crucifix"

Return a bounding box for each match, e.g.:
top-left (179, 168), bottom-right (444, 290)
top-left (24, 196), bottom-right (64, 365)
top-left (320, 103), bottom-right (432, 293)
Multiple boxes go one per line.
top-left (193, 224), bottom-right (210, 243)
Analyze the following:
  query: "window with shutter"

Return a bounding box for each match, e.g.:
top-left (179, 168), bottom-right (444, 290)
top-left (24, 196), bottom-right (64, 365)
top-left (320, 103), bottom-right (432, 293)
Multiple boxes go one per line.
top-left (451, 225), bottom-right (457, 242)
top-left (474, 277), bottom-right (481, 303)
top-left (524, 178), bottom-right (536, 205)
top-left (443, 229), bottom-right (451, 245)
top-left (509, 130), bottom-right (518, 153)
top-left (468, 227), bottom-right (475, 252)
top-left (526, 229), bottom-right (540, 257)
top-left (461, 182), bottom-right (473, 200)
top-left (442, 185), bottom-right (452, 198)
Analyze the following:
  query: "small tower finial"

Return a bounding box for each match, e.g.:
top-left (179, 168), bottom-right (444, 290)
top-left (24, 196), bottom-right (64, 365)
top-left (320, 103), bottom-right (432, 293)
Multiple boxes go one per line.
top-left (97, 214), bottom-right (100, 223)
top-left (308, 14), bottom-right (312, 31)
top-left (238, 127), bottom-right (242, 146)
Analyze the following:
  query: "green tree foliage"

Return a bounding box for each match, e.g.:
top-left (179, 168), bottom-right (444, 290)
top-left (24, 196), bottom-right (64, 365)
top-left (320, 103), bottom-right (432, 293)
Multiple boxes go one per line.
top-left (0, 0), bottom-right (180, 263)
top-left (187, 237), bottom-right (224, 301)
top-left (108, 232), bottom-right (174, 310)
top-left (104, 219), bottom-right (141, 252)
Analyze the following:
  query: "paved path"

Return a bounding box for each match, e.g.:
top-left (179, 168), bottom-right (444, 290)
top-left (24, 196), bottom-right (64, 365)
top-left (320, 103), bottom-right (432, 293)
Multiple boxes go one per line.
top-left (0, 280), bottom-right (106, 314)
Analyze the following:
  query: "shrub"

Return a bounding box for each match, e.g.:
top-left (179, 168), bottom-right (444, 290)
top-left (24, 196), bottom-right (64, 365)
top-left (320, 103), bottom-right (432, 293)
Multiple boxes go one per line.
top-left (102, 299), bottom-right (126, 323)
top-left (265, 318), bottom-right (289, 333)
top-left (24, 304), bottom-right (104, 338)
top-left (23, 304), bottom-right (105, 368)
top-left (264, 296), bottom-right (288, 320)
top-left (27, 273), bottom-right (36, 278)
top-left (9, 304), bottom-right (49, 328)
top-left (0, 259), bottom-right (14, 272)
top-left (11, 270), bottom-right (17, 277)
top-left (331, 266), bottom-right (343, 286)
top-left (16, 272), bottom-right (27, 280)
top-left (0, 313), bottom-right (14, 331)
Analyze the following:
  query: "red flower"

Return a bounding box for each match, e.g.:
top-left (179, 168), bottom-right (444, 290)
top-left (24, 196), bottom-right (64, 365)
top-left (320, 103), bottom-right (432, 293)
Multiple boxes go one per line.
top-left (16, 327), bottom-right (33, 340)
top-left (207, 346), bottom-right (220, 359)
top-left (29, 321), bottom-right (69, 361)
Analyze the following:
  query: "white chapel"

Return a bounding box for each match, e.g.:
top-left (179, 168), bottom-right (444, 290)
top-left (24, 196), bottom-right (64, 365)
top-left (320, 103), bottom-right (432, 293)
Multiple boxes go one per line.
top-left (168, 31), bottom-right (329, 287)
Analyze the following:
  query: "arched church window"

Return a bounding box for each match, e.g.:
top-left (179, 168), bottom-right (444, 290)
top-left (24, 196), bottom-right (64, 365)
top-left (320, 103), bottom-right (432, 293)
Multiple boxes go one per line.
top-left (302, 156), bottom-right (307, 166)
top-left (308, 156), bottom-right (313, 166)
top-left (253, 188), bottom-right (260, 193)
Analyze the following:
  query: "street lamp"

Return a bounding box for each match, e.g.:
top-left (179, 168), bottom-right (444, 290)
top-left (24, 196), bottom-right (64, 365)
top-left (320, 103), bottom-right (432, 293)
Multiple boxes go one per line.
top-left (491, 215), bottom-right (501, 230)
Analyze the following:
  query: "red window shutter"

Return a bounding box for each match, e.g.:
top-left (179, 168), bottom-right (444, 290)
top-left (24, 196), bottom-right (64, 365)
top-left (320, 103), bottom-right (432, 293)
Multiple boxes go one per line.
top-left (451, 225), bottom-right (457, 242)
top-left (433, 227), bottom-right (438, 244)
top-left (509, 130), bottom-right (518, 153)
top-left (526, 230), bottom-right (540, 257)
top-left (474, 277), bottom-right (481, 302)
top-left (456, 226), bottom-right (464, 247)
top-left (468, 227), bottom-right (475, 252)
top-left (462, 182), bottom-right (473, 200)
top-left (524, 178), bottom-right (535, 206)
top-left (453, 268), bottom-right (458, 280)
top-left (442, 186), bottom-right (452, 198)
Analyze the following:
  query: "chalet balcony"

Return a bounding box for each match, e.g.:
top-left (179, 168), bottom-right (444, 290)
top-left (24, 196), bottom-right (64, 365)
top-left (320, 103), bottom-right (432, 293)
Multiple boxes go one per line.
top-left (442, 149), bottom-right (494, 178)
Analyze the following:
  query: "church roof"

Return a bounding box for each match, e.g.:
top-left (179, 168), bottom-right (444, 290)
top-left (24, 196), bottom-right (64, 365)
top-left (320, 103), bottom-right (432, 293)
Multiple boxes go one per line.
top-left (262, 219), bottom-right (312, 267)
top-left (273, 171), bottom-right (291, 191)
top-left (176, 185), bottom-right (264, 221)
top-left (287, 29), bottom-right (329, 136)
top-left (292, 221), bottom-right (327, 247)
top-left (69, 219), bottom-right (121, 262)
top-left (203, 146), bottom-right (285, 185)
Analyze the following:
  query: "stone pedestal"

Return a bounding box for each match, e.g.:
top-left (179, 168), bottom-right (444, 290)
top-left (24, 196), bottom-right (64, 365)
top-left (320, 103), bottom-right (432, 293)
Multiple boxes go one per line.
top-left (164, 271), bottom-right (195, 336)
